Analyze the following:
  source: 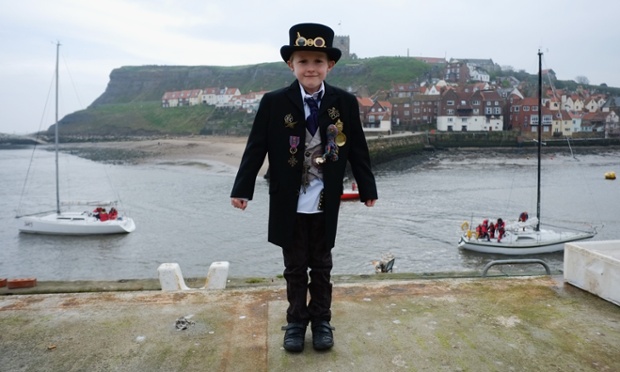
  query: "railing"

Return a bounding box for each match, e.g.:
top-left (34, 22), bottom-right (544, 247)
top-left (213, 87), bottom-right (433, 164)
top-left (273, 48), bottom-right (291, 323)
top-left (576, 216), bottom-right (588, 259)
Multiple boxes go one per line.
top-left (482, 259), bottom-right (551, 277)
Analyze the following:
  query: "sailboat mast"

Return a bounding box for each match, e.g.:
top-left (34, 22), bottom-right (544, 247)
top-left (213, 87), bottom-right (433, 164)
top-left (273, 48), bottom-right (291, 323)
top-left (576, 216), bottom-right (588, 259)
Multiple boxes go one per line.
top-left (54, 42), bottom-right (60, 215)
top-left (536, 50), bottom-right (542, 231)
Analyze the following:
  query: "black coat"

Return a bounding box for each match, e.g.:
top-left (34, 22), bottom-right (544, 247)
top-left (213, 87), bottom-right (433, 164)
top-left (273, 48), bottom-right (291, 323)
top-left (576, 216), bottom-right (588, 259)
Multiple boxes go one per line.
top-left (231, 81), bottom-right (378, 249)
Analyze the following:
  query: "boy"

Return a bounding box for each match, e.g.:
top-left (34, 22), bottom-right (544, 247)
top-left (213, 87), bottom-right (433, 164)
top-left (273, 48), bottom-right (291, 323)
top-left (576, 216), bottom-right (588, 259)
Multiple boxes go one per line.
top-left (230, 23), bottom-right (378, 352)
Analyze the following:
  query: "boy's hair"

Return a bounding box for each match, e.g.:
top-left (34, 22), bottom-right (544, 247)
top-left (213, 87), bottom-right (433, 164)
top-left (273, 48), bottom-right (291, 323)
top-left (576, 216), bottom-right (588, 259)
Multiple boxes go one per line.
top-left (280, 23), bottom-right (341, 63)
top-left (288, 50), bottom-right (331, 62)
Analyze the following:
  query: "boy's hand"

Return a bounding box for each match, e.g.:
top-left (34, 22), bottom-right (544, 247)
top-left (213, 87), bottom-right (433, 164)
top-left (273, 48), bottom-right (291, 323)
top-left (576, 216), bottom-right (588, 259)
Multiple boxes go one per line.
top-left (364, 199), bottom-right (376, 207)
top-left (231, 198), bottom-right (248, 210)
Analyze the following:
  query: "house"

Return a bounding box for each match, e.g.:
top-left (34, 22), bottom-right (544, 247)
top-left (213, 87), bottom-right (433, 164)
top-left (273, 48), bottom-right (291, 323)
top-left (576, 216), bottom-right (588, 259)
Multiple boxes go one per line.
top-left (551, 109), bottom-right (574, 137)
top-left (412, 56), bottom-right (446, 65)
top-left (392, 83), bottom-right (418, 98)
top-left (567, 111), bottom-right (584, 133)
top-left (420, 84), bottom-right (442, 95)
top-left (562, 94), bottom-right (585, 112)
top-left (202, 87), bottom-right (220, 105)
top-left (357, 97), bottom-right (374, 121)
top-left (581, 112), bottom-right (606, 132)
top-left (604, 110), bottom-right (620, 136)
top-left (365, 100), bottom-right (391, 128)
top-left (600, 96), bottom-right (620, 113)
top-left (444, 58), bottom-right (496, 84)
top-left (435, 88), bottom-right (504, 132)
top-left (584, 97), bottom-right (600, 113)
top-left (161, 89), bottom-right (203, 108)
top-left (200, 87), bottom-right (241, 107)
top-left (467, 63), bottom-right (490, 83)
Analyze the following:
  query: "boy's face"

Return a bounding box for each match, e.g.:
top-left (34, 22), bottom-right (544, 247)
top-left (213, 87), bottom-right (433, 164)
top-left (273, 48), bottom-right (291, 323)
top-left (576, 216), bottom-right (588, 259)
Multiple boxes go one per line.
top-left (287, 51), bottom-right (335, 94)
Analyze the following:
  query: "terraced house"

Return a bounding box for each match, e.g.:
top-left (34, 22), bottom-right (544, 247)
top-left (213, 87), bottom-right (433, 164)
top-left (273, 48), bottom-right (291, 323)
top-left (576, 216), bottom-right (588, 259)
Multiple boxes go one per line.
top-left (436, 88), bottom-right (504, 132)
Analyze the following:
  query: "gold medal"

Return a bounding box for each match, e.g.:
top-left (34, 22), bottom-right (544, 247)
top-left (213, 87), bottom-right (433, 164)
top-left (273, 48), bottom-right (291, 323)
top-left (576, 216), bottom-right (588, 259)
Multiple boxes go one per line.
top-left (335, 119), bottom-right (343, 132)
top-left (336, 133), bottom-right (347, 147)
top-left (284, 114), bottom-right (297, 129)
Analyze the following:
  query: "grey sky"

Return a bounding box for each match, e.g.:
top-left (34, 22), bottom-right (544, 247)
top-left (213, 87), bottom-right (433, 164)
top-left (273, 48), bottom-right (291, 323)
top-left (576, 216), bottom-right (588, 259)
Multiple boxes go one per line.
top-left (2, 0), bottom-right (619, 134)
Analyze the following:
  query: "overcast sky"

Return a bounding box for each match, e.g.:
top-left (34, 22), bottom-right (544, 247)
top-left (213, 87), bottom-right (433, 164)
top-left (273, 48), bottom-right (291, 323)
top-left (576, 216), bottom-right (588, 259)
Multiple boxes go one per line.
top-left (2, 0), bottom-right (619, 134)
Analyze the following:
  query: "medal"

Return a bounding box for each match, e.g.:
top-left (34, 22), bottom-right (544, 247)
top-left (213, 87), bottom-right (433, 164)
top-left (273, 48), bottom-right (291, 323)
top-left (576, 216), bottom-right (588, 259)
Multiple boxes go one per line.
top-left (289, 136), bottom-right (300, 167)
top-left (284, 113), bottom-right (297, 129)
top-left (336, 133), bottom-right (347, 146)
top-left (335, 119), bottom-right (343, 132)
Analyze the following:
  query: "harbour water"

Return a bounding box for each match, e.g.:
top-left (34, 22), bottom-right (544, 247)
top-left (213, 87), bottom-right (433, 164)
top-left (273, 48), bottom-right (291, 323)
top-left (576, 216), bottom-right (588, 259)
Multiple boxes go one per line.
top-left (1, 145), bottom-right (618, 281)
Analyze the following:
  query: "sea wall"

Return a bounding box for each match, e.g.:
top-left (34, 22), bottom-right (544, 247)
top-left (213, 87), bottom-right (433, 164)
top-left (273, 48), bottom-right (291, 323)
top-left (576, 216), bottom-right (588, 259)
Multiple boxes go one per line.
top-left (366, 134), bottom-right (427, 164)
top-left (366, 131), bottom-right (620, 165)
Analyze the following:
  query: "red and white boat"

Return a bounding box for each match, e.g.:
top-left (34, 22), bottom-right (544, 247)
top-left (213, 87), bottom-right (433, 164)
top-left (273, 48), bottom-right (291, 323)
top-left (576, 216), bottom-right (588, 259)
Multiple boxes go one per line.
top-left (341, 182), bottom-right (360, 201)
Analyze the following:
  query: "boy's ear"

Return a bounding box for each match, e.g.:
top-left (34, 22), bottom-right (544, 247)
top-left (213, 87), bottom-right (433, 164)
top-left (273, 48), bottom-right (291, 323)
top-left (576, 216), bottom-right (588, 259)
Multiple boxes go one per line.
top-left (327, 60), bottom-right (336, 71)
top-left (287, 60), bottom-right (294, 71)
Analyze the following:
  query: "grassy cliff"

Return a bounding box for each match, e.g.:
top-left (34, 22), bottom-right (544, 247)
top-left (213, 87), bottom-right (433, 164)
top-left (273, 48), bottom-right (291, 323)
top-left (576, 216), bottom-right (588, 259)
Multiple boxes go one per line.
top-left (55, 57), bottom-right (433, 137)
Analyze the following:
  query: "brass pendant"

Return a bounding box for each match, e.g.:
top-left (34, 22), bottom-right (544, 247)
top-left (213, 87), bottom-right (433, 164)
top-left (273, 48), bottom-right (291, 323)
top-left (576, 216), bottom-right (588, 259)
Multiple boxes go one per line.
top-left (336, 133), bottom-right (347, 147)
top-left (335, 119), bottom-right (344, 132)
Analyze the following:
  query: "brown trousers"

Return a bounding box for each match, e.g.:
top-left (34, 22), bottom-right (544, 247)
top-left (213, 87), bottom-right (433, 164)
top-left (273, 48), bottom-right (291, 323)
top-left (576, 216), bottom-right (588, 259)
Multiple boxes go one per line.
top-left (282, 213), bottom-right (332, 324)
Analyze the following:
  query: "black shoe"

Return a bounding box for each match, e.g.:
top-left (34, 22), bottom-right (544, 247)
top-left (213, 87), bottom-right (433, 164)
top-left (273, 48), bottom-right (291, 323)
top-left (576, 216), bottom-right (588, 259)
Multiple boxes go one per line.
top-left (282, 323), bottom-right (307, 352)
top-left (311, 320), bottom-right (334, 351)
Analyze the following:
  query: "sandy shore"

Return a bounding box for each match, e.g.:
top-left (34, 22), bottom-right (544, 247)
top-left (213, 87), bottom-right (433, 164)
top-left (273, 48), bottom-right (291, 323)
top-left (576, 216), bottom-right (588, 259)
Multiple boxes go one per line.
top-left (61, 135), bottom-right (261, 173)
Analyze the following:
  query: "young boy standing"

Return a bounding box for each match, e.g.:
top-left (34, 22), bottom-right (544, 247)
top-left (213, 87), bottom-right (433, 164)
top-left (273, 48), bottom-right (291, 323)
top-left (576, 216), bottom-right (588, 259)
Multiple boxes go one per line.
top-left (230, 23), bottom-right (378, 352)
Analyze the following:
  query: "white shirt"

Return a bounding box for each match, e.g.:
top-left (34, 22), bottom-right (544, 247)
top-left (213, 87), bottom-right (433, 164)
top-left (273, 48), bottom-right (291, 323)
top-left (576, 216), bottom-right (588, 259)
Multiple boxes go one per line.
top-left (297, 82), bottom-right (325, 214)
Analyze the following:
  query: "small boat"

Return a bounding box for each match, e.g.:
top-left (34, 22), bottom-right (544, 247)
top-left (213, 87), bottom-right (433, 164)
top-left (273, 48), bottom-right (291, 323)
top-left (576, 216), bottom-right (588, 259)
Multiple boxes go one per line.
top-left (341, 182), bottom-right (360, 201)
top-left (458, 51), bottom-right (595, 255)
top-left (458, 217), bottom-right (594, 255)
top-left (16, 42), bottom-right (136, 235)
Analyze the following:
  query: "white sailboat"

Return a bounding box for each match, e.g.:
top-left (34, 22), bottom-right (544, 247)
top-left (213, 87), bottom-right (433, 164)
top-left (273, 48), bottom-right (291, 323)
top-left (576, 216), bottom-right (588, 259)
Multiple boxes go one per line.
top-left (16, 42), bottom-right (136, 235)
top-left (458, 51), bottom-right (595, 255)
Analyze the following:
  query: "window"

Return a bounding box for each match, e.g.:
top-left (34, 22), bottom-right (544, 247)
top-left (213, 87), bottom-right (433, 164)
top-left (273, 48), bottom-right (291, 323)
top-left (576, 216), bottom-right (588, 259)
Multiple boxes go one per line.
top-left (447, 109), bottom-right (454, 115)
top-left (461, 125), bottom-right (467, 131)
top-left (447, 100), bottom-right (455, 105)
top-left (494, 107), bottom-right (501, 115)
top-left (472, 100), bottom-right (480, 105)
top-left (523, 106), bottom-right (530, 112)
top-left (473, 109), bottom-right (479, 114)
top-left (485, 107), bottom-right (493, 115)
top-left (461, 118), bottom-right (468, 123)
top-left (514, 106), bottom-right (520, 112)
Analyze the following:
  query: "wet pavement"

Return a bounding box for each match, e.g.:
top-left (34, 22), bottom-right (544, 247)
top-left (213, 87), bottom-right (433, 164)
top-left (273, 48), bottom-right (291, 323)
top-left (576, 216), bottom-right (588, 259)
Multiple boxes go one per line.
top-left (1, 275), bottom-right (619, 371)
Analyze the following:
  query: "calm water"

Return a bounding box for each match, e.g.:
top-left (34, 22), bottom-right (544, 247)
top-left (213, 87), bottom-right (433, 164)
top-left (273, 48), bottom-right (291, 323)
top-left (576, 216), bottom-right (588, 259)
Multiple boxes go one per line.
top-left (1, 145), bottom-right (618, 281)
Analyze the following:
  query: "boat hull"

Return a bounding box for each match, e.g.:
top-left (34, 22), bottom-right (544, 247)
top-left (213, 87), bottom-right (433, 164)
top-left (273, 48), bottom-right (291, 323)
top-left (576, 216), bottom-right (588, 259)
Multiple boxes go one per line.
top-left (17, 212), bottom-right (136, 235)
top-left (341, 191), bottom-right (360, 201)
top-left (458, 229), bottom-right (595, 255)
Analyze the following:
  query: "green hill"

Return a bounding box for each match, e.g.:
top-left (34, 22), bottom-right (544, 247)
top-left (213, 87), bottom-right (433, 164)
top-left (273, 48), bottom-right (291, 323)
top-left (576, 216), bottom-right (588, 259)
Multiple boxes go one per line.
top-left (54, 57), bottom-right (433, 137)
top-left (51, 56), bottom-right (620, 138)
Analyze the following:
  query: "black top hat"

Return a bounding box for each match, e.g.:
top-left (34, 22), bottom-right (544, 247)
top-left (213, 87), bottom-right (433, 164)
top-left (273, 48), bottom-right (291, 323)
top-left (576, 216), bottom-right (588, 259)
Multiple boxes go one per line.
top-left (280, 23), bottom-right (342, 63)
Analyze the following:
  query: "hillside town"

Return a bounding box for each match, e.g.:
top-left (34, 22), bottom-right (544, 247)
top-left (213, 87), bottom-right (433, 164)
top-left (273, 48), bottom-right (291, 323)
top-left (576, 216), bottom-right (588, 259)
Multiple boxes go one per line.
top-left (160, 36), bottom-right (619, 139)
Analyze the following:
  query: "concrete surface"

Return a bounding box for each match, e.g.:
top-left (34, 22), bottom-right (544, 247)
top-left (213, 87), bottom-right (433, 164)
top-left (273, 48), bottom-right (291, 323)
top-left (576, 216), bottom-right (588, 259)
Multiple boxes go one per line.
top-left (1, 276), bottom-right (619, 371)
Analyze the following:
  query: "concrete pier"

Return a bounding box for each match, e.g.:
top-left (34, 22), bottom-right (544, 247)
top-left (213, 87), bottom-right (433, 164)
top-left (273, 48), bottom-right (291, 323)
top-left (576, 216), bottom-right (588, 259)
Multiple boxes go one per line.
top-left (1, 275), bottom-right (619, 371)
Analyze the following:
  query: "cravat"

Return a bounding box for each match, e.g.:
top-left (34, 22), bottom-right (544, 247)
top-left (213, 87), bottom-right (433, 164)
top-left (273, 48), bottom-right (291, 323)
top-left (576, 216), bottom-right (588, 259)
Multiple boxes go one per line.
top-left (304, 96), bottom-right (319, 136)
